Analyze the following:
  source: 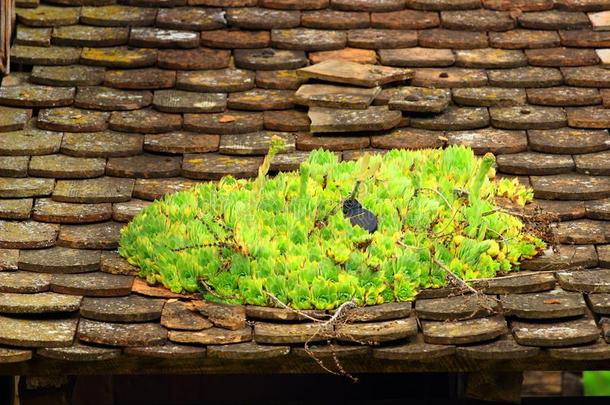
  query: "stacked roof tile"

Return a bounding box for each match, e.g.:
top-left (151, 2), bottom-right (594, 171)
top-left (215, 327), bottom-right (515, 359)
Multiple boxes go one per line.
top-left (1, 0), bottom-right (610, 370)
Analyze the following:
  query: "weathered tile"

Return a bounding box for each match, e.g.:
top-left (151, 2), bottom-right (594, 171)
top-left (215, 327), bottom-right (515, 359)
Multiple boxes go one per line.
top-left (389, 87), bottom-right (446, 114)
top-left (371, 9), bottom-right (440, 30)
top-left (496, 152), bottom-right (574, 175)
top-left (200, 29), bottom-right (270, 49)
top-left (234, 48), bottom-right (308, 71)
top-left (81, 46), bottom-right (157, 69)
top-left (548, 338), bottom-right (610, 360)
top-left (144, 133), bottom-right (219, 154)
top-left (412, 0), bottom-right (482, 10)
top-left (109, 109), bottom-right (182, 134)
top-left (331, 0), bottom-right (404, 11)
top-left (502, 290), bottom-right (586, 319)
top-left (0, 316), bottom-right (77, 348)
top-left (131, 278), bottom-right (199, 299)
top-left (0, 220), bottom-right (59, 249)
top-left (124, 343), bottom-right (206, 359)
top-left (133, 178), bottom-right (199, 200)
top-left (0, 271), bottom-right (51, 292)
top-left (0, 250), bottom-right (19, 271)
top-left (411, 68), bottom-right (488, 88)
top-left (112, 199), bottom-right (150, 222)
top-left (567, 106), bottom-right (610, 128)
top-left (57, 221), bottom-right (123, 250)
top-left (78, 319), bottom-right (166, 347)
top-left (183, 111), bottom-right (264, 134)
top-left (419, 28), bottom-right (488, 49)
top-left (455, 49), bottom-right (527, 69)
top-left (129, 28), bottom-right (199, 49)
top-left (589, 10), bottom-right (610, 30)
top-left (0, 199), bottom-right (32, 220)
top-left (529, 128), bottom-right (609, 154)
top-left (32, 198), bottom-right (112, 224)
top-left (297, 132), bottom-right (370, 151)
top-left (18, 246), bottom-right (100, 273)
top-left (269, 151), bottom-right (311, 171)
top-left (15, 27), bottom-right (51, 47)
top-left (412, 106), bottom-right (490, 131)
top-left (347, 28), bottom-right (417, 49)
top-left (176, 69), bottom-right (254, 93)
top-left (336, 318), bottom-right (418, 344)
top-left (161, 300), bottom-right (212, 331)
top-left (374, 338), bottom-right (454, 361)
top-left (37, 107), bottom-right (109, 132)
top-left (600, 245), bottom-right (610, 267)
top-left (157, 48), bottom-right (230, 70)
top-left (603, 90), bottom-right (610, 107)
top-left (182, 153), bottom-right (262, 180)
top-left (483, 0), bottom-right (553, 11)
top-left (30, 65), bottom-right (105, 87)
top-left (189, 0), bottom-right (257, 5)
top-left (527, 87), bottom-right (600, 107)
top-left (489, 29), bottom-right (560, 49)
top-left (100, 250), bottom-right (138, 276)
top-left (264, 110), bottom-right (310, 132)
top-left (456, 336), bottom-right (540, 360)
top-left (16, 5), bottom-right (80, 27)
top-left (309, 106), bottom-right (402, 133)
top-left (587, 294), bottom-right (610, 315)
top-left (11, 45), bottom-right (81, 66)
top-left (422, 316), bottom-right (507, 345)
top-left (473, 272), bottom-right (556, 294)
top-left (38, 343), bottom-right (120, 362)
top-left (512, 317), bottom-right (599, 347)
top-left (156, 7), bottom-right (225, 31)
top-left (28, 155), bottom-right (105, 179)
top-left (104, 68), bottom-right (176, 90)
top-left (488, 67), bottom-right (563, 88)
top-left (526, 47), bottom-right (599, 67)
top-left (490, 106), bottom-right (566, 129)
top-left (75, 86), bottom-right (152, 111)
top-left (379, 47), bottom-right (454, 67)
top-left (528, 199), bottom-right (587, 221)
top-left (0, 85), bottom-right (74, 108)
top-left (170, 326), bottom-right (252, 345)
top-left (302, 9), bottom-right (369, 29)
top-left (0, 348), bottom-right (32, 363)
top-left (0, 156), bottom-right (28, 177)
top-left (0, 177), bottom-right (54, 198)
top-left (441, 9), bottom-right (515, 31)
top-left (259, 0), bottom-right (328, 8)
top-left (0, 292), bottom-right (81, 314)
top-left (106, 154), bottom-right (182, 178)
top-left (208, 342), bottom-right (289, 360)
top-left (452, 87), bottom-right (526, 107)
top-left (446, 128), bottom-right (527, 154)
top-left (53, 177), bottom-right (134, 203)
top-left (254, 322), bottom-right (327, 344)
top-left (298, 59), bottom-right (411, 87)
top-left (52, 25), bottom-right (128, 47)
top-left (0, 128), bottom-right (62, 156)
top-left (556, 219), bottom-right (610, 244)
top-left (558, 269), bottom-right (610, 293)
top-left (80, 295), bottom-right (163, 322)
top-left (192, 301), bottom-right (246, 331)
top-left (61, 131), bottom-right (143, 157)
top-left (0, 107), bottom-right (31, 131)
top-left (80, 5), bottom-right (157, 27)
top-left (227, 89), bottom-right (294, 111)
top-left (519, 10), bottom-right (591, 30)
top-left (295, 84), bottom-right (380, 109)
top-left (559, 29), bottom-right (610, 47)
top-left (219, 131), bottom-right (293, 156)
top-left (256, 70), bottom-right (304, 91)
top-left (51, 272), bottom-right (133, 296)
top-left (575, 150), bottom-right (610, 175)
top-left (309, 48), bottom-right (377, 64)
top-left (226, 7), bottom-right (300, 29)
top-left (532, 174), bottom-right (610, 201)
top-left (416, 295), bottom-right (498, 321)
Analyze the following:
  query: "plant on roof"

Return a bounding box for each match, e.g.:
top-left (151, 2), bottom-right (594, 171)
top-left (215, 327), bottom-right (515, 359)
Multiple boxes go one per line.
top-left (119, 141), bottom-right (545, 310)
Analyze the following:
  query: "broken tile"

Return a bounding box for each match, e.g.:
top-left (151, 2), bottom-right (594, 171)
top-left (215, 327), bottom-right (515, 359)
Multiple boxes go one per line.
top-left (11, 45), bottom-right (81, 66)
top-left (0, 156), bottom-right (28, 177)
top-left (263, 110), bottom-right (310, 132)
top-left (529, 128), bottom-right (609, 154)
top-left (157, 48), bottom-right (230, 70)
top-left (15, 27), bottom-right (51, 47)
top-left (0, 220), bottom-right (59, 249)
top-left (61, 132), bottom-right (143, 158)
top-left (80, 5), bottom-right (157, 27)
top-left (575, 150), bottom-right (610, 175)
top-left (52, 25), bottom-right (129, 47)
top-left (513, 317), bottom-right (599, 347)
top-left (234, 48), bottom-right (308, 71)
top-left (38, 343), bottom-right (120, 362)
top-left (18, 246), bottom-right (100, 273)
top-left (297, 133), bottom-right (370, 151)
top-left (37, 107), bottom-right (109, 132)
top-left (502, 290), bottom-right (586, 319)
top-left (446, 128), bottom-right (528, 154)
top-left (295, 84), bottom-right (380, 109)
top-left (410, 68), bottom-right (488, 88)
top-left (589, 10), bottom-right (610, 30)
top-left (0, 177), bottom-right (54, 198)
top-left (219, 131), bottom-right (294, 156)
top-left (0, 199), bottom-right (32, 220)
top-left (182, 153), bottom-right (262, 180)
top-left (371, 9), bottom-right (440, 29)
top-left (28, 155), bottom-right (106, 179)
top-left (193, 301), bottom-right (246, 331)
top-left (0, 107), bottom-right (31, 131)
top-left (16, 5), bottom-right (80, 27)
top-left (30, 65), bottom-right (105, 87)
top-left (526, 47), bottom-right (599, 67)
top-left (419, 28), bottom-right (488, 49)
top-left (422, 316), bottom-right (507, 345)
top-left (490, 106), bottom-right (566, 129)
top-left (496, 152), bottom-right (574, 175)
top-left (80, 295), bottom-right (164, 322)
top-left (0, 316), bottom-right (77, 348)
top-left (567, 106), bottom-right (610, 128)
top-left (488, 67), bottom-right (563, 88)
top-left (104, 68), bottom-right (176, 90)
top-left (53, 177), bottom-right (134, 203)
top-left (183, 111), bottom-right (263, 134)
top-left (387, 87), bottom-right (450, 113)
top-left (0, 292), bottom-right (81, 314)
top-left (161, 300), bottom-right (212, 331)
top-left (489, 29), bottom-right (560, 49)
top-left (176, 69), bottom-right (254, 93)
top-left (200, 29), bottom-right (270, 49)
top-left (255, 70), bottom-right (305, 90)
top-left (297, 59), bottom-right (411, 87)
top-left (347, 28), bottom-right (418, 49)
top-left (78, 319), bottom-right (166, 347)
top-left (412, 106), bottom-right (490, 131)
top-left (129, 28), bottom-right (199, 49)
top-left (379, 47), bottom-right (455, 67)
top-left (156, 7), bottom-right (226, 31)
top-left (106, 154), bottom-right (182, 178)
top-left (133, 178), bottom-right (199, 200)
top-left (226, 7), bottom-right (300, 29)
top-left (519, 10), bottom-right (591, 30)
top-left (309, 106), bottom-right (402, 133)
top-left (309, 48), bottom-right (377, 64)
top-left (75, 86), bottom-right (152, 111)
top-left (0, 84), bottom-right (74, 108)
top-left (108, 109), bottom-right (182, 133)
top-left (227, 89), bottom-right (294, 111)
top-left (144, 133), bottom-right (219, 154)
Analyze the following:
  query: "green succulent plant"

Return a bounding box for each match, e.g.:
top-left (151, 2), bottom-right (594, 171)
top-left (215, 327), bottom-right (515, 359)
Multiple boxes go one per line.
top-left (119, 145), bottom-right (544, 310)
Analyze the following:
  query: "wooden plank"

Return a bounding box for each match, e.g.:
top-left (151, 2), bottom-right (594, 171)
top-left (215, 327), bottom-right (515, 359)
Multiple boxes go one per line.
top-left (464, 372), bottom-right (523, 404)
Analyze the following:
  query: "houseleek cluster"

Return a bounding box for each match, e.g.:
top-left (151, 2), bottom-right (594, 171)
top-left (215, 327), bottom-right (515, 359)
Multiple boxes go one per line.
top-left (119, 145), bottom-right (544, 310)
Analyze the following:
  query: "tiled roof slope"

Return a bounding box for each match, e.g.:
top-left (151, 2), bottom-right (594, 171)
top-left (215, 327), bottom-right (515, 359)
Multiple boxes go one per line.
top-left (2, 0), bottom-right (610, 371)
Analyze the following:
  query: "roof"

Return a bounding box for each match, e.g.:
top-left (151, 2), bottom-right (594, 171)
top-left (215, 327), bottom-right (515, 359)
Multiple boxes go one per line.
top-left (1, 0), bottom-right (610, 374)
